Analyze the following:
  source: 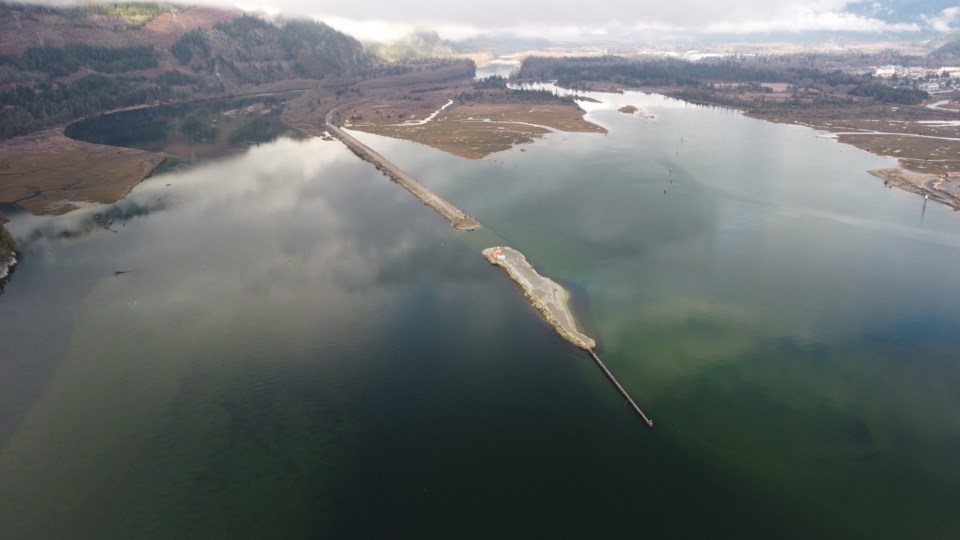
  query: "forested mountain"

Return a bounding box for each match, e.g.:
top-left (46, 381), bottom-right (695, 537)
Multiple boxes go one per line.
top-left (931, 37), bottom-right (960, 59)
top-left (0, 3), bottom-right (366, 139)
top-left (366, 31), bottom-right (457, 61)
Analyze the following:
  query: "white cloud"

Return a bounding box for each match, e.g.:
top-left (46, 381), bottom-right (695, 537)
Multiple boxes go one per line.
top-left (303, 0), bottom-right (929, 40)
top-left (923, 7), bottom-right (960, 33)
top-left (705, 9), bottom-right (922, 34)
top-left (8, 0), bottom-right (942, 40)
top-left (321, 18), bottom-right (416, 42)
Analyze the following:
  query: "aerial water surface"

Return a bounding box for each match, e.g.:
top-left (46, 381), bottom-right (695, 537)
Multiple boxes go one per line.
top-left (1, 87), bottom-right (959, 538)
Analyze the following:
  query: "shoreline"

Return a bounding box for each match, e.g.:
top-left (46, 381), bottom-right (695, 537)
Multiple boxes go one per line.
top-left (1, 87), bottom-right (313, 217)
top-left (0, 220), bottom-right (19, 284)
top-left (0, 253), bottom-right (16, 282)
top-left (554, 80), bottom-right (960, 211)
top-left (540, 81), bottom-right (960, 211)
top-left (867, 168), bottom-right (960, 210)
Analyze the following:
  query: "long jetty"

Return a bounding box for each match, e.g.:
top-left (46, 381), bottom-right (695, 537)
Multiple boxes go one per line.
top-left (325, 106), bottom-right (480, 231)
top-left (588, 349), bottom-right (654, 427)
top-left (483, 247), bottom-right (653, 428)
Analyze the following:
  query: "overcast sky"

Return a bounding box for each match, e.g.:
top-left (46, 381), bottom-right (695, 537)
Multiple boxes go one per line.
top-left (254, 0), bottom-right (960, 40)
top-left (29, 0), bottom-right (960, 41)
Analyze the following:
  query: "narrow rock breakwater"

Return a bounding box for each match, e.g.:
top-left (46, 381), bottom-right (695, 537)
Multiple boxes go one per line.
top-left (325, 106), bottom-right (480, 231)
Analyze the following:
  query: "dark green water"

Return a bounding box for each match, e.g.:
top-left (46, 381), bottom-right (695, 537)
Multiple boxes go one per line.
top-left (1, 88), bottom-right (959, 538)
top-left (64, 94), bottom-right (306, 165)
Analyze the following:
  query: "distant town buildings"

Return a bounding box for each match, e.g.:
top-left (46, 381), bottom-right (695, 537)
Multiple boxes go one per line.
top-left (874, 65), bottom-right (897, 78)
top-left (871, 65), bottom-right (960, 94)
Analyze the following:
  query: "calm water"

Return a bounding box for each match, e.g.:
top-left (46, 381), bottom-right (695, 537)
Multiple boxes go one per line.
top-left (474, 58), bottom-right (519, 80)
top-left (2, 87), bottom-right (959, 538)
top-left (64, 94), bottom-right (306, 165)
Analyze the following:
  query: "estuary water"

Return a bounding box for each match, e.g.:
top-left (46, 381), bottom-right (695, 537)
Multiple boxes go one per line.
top-left (1, 88), bottom-right (959, 538)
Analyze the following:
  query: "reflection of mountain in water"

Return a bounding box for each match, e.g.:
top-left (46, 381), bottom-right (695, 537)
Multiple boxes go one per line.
top-left (65, 95), bottom-right (307, 166)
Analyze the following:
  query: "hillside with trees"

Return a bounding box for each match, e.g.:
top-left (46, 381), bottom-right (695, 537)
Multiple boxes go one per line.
top-left (0, 3), bottom-right (366, 139)
top-left (931, 38), bottom-right (960, 60)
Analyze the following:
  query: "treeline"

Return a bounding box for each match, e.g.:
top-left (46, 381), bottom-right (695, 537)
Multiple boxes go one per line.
top-left (213, 15), bottom-right (361, 75)
top-left (517, 56), bottom-right (862, 88)
top-left (0, 2), bottom-right (166, 27)
top-left (459, 87), bottom-right (574, 106)
top-left (0, 40), bottom-right (210, 139)
top-left (0, 73), bottom-right (198, 138)
top-left (0, 43), bottom-right (158, 77)
top-left (334, 57), bottom-right (475, 85)
top-left (70, 3), bottom-right (167, 26)
top-left (474, 74), bottom-right (508, 89)
top-left (170, 30), bottom-right (210, 64)
top-left (518, 56), bottom-right (786, 87)
top-left (517, 56), bottom-right (928, 106)
top-left (168, 15), bottom-right (364, 83)
top-left (849, 82), bottom-right (928, 104)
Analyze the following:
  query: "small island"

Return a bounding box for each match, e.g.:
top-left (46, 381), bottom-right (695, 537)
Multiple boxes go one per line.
top-left (618, 105), bottom-right (655, 119)
top-left (482, 245), bottom-right (653, 427)
top-left (482, 246), bottom-right (595, 350)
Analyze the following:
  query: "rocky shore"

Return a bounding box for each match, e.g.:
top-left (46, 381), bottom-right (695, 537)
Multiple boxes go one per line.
top-left (868, 168), bottom-right (960, 210)
top-left (0, 223), bottom-right (17, 282)
top-left (0, 253), bottom-right (16, 282)
top-left (483, 246), bottom-right (595, 350)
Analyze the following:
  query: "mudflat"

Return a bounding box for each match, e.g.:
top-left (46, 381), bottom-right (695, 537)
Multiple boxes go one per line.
top-left (0, 128), bottom-right (166, 215)
top-left (347, 100), bottom-right (606, 159)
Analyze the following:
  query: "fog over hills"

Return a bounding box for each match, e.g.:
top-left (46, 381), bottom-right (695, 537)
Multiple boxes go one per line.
top-left (8, 0), bottom-right (960, 43)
